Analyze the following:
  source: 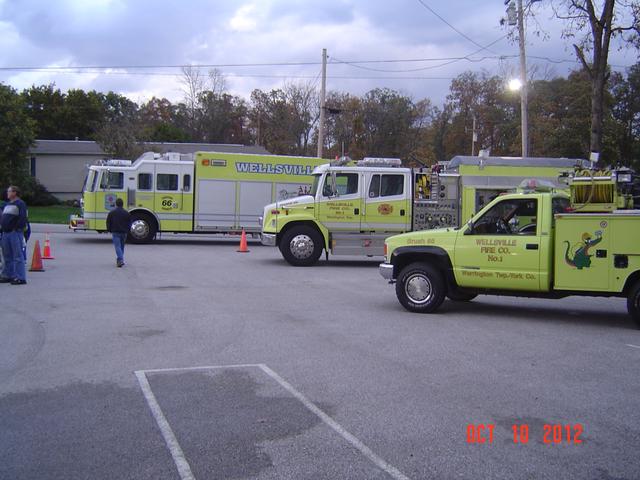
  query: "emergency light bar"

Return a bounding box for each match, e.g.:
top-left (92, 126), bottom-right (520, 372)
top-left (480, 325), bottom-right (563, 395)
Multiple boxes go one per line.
top-left (518, 178), bottom-right (555, 193)
top-left (100, 159), bottom-right (132, 167)
top-left (357, 157), bottom-right (402, 167)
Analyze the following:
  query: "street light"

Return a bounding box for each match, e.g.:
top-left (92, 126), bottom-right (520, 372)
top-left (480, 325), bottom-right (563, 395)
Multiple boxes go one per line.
top-left (508, 78), bottom-right (522, 91)
top-left (504, 0), bottom-right (528, 158)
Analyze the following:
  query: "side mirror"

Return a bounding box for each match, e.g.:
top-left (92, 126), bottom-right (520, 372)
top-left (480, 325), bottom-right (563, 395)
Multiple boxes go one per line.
top-left (463, 220), bottom-right (474, 235)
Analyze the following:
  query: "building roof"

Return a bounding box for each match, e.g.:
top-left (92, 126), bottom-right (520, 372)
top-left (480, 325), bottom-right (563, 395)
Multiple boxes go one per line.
top-left (31, 139), bottom-right (270, 156)
top-left (448, 155), bottom-right (590, 168)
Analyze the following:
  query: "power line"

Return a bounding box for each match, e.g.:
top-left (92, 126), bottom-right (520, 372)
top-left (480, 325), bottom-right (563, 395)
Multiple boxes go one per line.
top-left (415, 0), bottom-right (497, 54)
top-left (331, 36), bottom-right (510, 73)
top-left (2, 69), bottom-right (454, 81)
top-left (0, 49), bottom-right (631, 72)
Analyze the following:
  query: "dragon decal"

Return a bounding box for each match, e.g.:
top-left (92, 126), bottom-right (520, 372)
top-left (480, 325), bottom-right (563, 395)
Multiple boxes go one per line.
top-left (564, 231), bottom-right (603, 269)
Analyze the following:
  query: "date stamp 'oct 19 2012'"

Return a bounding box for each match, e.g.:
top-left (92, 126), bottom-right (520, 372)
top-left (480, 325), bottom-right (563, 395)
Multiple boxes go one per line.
top-left (466, 424), bottom-right (584, 445)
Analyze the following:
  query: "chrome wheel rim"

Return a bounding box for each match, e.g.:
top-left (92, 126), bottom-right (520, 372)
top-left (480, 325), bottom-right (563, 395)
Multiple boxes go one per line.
top-left (405, 273), bottom-right (433, 304)
top-left (289, 234), bottom-right (314, 259)
top-left (130, 219), bottom-right (149, 240)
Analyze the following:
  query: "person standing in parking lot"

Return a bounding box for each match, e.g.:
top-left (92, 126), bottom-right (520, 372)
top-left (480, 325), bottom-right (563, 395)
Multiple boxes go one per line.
top-left (106, 198), bottom-right (131, 267)
top-left (0, 186), bottom-right (28, 285)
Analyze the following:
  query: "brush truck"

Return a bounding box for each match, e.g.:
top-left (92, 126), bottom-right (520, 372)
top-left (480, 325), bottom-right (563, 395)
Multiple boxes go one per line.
top-left (261, 156), bottom-right (588, 266)
top-left (70, 151), bottom-right (326, 243)
top-left (378, 168), bottom-right (640, 327)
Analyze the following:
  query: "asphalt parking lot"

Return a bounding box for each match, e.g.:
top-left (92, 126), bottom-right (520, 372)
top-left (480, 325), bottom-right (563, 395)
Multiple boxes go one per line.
top-left (1, 224), bottom-right (639, 480)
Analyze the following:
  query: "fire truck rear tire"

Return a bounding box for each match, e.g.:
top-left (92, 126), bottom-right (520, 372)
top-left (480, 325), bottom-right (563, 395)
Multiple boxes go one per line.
top-left (627, 281), bottom-right (640, 329)
top-left (396, 262), bottom-right (446, 313)
top-left (128, 213), bottom-right (157, 244)
top-left (279, 226), bottom-right (323, 266)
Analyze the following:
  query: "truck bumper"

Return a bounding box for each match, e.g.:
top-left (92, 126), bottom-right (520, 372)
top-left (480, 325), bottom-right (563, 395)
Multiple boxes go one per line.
top-left (379, 263), bottom-right (394, 281)
top-left (69, 215), bottom-right (88, 231)
top-left (261, 233), bottom-right (276, 247)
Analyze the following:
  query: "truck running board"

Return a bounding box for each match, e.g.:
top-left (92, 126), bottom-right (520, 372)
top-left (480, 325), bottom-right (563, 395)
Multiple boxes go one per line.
top-left (330, 233), bottom-right (390, 256)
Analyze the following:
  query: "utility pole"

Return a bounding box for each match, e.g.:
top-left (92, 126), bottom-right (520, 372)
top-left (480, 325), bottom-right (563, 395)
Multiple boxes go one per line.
top-left (471, 115), bottom-right (477, 156)
top-left (517, 0), bottom-right (528, 158)
top-left (317, 48), bottom-right (327, 158)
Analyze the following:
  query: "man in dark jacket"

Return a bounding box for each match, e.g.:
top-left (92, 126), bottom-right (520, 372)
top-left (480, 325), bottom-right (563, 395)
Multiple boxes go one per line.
top-left (106, 198), bottom-right (131, 267)
top-left (1, 186), bottom-right (28, 285)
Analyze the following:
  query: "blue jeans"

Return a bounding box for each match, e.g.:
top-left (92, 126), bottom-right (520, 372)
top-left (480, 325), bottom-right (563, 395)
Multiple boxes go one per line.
top-left (111, 232), bottom-right (127, 263)
top-left (1, 231), bottom-right (26, 281)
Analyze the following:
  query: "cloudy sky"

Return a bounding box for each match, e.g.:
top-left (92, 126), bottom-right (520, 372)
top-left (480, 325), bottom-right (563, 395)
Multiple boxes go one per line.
top-left (0, 0), bottom-right (637, 106)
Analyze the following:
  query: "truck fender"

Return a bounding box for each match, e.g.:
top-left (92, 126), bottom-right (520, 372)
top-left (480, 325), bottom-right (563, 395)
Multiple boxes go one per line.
top-left (278, 220), bottom-right (329, 250)
top-left (129, 208), bottom-right (160, 229)
top-left (391, 246), bottom-right (458, 293)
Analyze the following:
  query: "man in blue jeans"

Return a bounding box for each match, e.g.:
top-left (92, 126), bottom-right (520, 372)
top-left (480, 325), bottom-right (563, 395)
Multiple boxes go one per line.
top-left (0, 186), bottom-right (28, 285)
top-left (106, 198), bottom-right (131, 267)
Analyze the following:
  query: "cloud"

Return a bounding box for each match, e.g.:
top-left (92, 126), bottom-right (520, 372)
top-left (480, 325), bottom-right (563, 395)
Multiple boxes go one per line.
top-left (0, 0), bottom-right (636, 106)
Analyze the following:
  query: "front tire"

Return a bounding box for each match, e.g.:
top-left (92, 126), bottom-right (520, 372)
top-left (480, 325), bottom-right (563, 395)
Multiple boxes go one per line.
top-left (627, 281), bottom-right (640, 329)
top-left (128, 213), bottom-right (157, 244)
top-left (279, 226), bottom-right (324, 266)
top-left (395, 262), bottom-right (446, 313)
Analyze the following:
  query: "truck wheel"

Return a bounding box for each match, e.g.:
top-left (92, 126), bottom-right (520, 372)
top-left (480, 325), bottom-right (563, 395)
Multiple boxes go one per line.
top-left (627, 281), bottom-right (640, 329)
top-left (447, 291), bottom-right (477, 302)
top-left (128, 213), bottom-right (157, 244)
top-left (279, 226), bottom-right (323, 266)
top-left (396, 262), bottom-right (446, 313)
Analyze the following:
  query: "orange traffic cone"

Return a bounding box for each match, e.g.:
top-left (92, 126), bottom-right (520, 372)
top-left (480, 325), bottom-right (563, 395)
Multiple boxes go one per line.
top-left (29, 240), bottom-right (45, 272)
top-left (42, 233), bottom-right (55, 259)
top-left (237, 229), bottom-right (250, 253)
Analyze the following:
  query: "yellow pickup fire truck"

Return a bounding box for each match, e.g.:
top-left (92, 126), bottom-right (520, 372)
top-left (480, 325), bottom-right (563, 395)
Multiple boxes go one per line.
top-left (378, 168), bottom-right (640, 327)
top-left (70, 151), bottom-right (326, 243)
top-left (261, 156), bottom-right (588, 266)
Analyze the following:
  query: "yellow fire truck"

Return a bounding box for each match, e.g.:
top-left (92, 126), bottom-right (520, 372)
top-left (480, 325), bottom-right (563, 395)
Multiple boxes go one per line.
top-left (379, 168), bottom-right (640, 327)
top-left (70, 151), bottom-right (326, 243)
top-left (261, 156), bottom-right (589, 266)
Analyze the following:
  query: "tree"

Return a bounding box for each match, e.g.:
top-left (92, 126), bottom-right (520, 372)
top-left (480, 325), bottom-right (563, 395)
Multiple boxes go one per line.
top-left (610, 63), bottom-right (640, 168)
top-left (554, 0), bottom-right (640, 160)
top-left (440, 72), bottom-right (518, 159)
top-left (528, 70), bottom-right (592, 158)
top-left (95, 92), bottom-right (141, 159)
top-left (138, 97), bottom-right (189, 142)
top-left (21, 84), bottom-right (66, 139)
top-left (0, 84), bottom-right (55, 204)
top-left (0, 84), bottom-right (35, 187)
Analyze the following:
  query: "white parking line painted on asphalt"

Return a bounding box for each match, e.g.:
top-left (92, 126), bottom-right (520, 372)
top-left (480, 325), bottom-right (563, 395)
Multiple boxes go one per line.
top-left (141, 363), bottom-right (263, 374)
top-left (135, 364), bottom-right (411, 480)
top-left (626, 344), bottom-right (640, 349)
top-left (258, 364), bottom-right (411, 480)
top-left (134, 370), bottom-right (196, 480)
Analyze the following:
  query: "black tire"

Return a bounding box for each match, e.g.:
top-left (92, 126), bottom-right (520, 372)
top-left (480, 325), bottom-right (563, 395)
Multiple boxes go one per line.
top-left (279, 225), bottom-right (324, 266)
top-left (395, 262), bottom-right (446, 313)
top-left (627, 281), bottom-right (640, 329)
top-left (447, 291), bottom-right (478, 302)
top-left (128, 213), bottom-right (157, 244)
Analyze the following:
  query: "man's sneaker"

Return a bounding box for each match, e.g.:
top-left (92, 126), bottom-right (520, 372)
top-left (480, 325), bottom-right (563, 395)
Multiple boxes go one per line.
top-left (10, 279), bottom-right (27, 285)
top-left (0, 277), bottom-right (11, 283)
top-left (117, 260), bottom-right (124, 267)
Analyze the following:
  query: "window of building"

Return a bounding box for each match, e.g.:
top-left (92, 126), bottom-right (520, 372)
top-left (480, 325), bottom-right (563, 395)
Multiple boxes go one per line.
top-left (157, 173), bottom-right (178, 191)
top-left (30, 157), bottom-right (36, 177)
